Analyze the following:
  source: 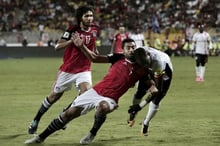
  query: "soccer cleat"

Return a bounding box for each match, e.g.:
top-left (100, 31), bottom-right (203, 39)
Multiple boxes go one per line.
top-left (195, 76), bottom-right (200, 82)
top-left (199, 78), bottom-right (204, 82)
top-left (24, 135), bottom-right (44, 144)
top-left (141, 124), bottom-right (149, 136)
top-left (28, 120), bottom-right (39, 134)
top-left (80, 132), bottom-right (95, 145)
top-left (128, 119), bottom-right (135, 127)
top-left (127, 112), bottom-right (138, 127)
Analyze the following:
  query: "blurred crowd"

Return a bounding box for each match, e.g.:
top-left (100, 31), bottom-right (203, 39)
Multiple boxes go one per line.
top-left (1, 0), bottom-right (220, 32)
top-left (0, 0), bottom-right (220, 56)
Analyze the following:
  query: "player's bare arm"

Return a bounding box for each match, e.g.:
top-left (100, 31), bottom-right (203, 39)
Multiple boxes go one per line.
top-left (54, 39), bottom-right (73, 51)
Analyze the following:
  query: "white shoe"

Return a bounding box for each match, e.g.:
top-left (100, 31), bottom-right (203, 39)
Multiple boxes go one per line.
top-left (24, 135), bottom-right (43, 144)
top-left (80, 132), bottom-right (95, 145)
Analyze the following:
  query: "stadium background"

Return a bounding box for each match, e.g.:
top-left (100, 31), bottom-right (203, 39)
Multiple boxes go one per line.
top-left (0, 0), bottom-right (220, 57)
top-left (1, 1), bottom-right (220, 146)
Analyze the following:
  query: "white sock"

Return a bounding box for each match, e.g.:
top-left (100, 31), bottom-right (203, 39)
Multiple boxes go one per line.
top-left (195, 66), bottom-right (200, 77)
top-left (143, 101), bottom-right (159, 126)
top-left (200, 66), bottom-right (206, 79)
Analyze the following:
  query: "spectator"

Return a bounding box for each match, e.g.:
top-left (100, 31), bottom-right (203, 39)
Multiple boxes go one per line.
top-left (0, 39), bottom-right (6, 46)
top-left (22, 36), bottom-right (28, 47)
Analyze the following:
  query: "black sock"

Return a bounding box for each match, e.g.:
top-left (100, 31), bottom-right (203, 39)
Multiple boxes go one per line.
top-left (34, 97), bottom-right (51, 121)
top-left (39, 116), bottom-right (66, 140)
top-left (90, 115), bottom-right (106, 136)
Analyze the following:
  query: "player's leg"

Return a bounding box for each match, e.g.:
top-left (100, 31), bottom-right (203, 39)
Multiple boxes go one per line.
top-left (127, 77), bottom-right (152, 127)
top-left (28, 71), bottom-right (74, 134)
top-left (132, 78), bottom-right (149, 104)
top-left (199, 55), bottom-right (207, 82)
top-left (25, 88), bottom-right (97, 144)
top-left (142, 65), bottom-right (172, 136)
top-left (28, 92), bottom-right (63, 134)
top-left (62, 81), bottom-right (92, 113)
top-left (195, 54), bottom-right (202, 81)
top-left (25, 106), bottom-right (83, 144)
top-left (61, 71), bottom-right (92, 118)
top-left (80, 98), bottom-right (117, 145)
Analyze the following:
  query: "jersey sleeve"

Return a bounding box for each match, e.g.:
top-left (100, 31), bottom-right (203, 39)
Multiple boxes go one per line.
top-left (107, 53), bottom-right (124, 64)
top-left (61, 25), bottom-right (78, 40)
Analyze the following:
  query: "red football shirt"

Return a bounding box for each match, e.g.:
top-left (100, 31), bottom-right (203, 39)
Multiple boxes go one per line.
top-left (93, 58), bottom-right (147, 103)
top-left (113, 33), bottom-right (129, 53)
top-left (59, 24), bottom-right (98, 73)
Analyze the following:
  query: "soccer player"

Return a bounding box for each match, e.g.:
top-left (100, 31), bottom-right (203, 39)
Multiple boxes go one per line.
top-left (110, 23), bottom-right (129, 54)
top-left (192, 23), bottom-right (212, 82)
top-left (127, 46), bottom-right (173, 136)
top-left (128, 27), bottom-right (145, 48)
top-left (27, 6), bottom-right (99, 134)
top-left (24, 39), bottom-right (158, 144)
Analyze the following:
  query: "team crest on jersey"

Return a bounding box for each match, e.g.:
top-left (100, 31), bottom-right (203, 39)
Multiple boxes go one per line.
top-left (92, 30), bottom-right (97, 37)
top-left (63, 32), bottom-right (70, 39)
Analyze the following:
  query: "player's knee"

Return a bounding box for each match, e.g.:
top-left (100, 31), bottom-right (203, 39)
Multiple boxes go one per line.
top-left (62, 107), bottom-right (82, 122)
top-left (97, 101), bottom-right (110, 115)
top-left (48, 92), bottom-right (63, 103)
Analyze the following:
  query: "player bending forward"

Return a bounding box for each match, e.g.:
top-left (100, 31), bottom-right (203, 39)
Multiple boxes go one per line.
top-left (128, 46), bottom-right (173, 136)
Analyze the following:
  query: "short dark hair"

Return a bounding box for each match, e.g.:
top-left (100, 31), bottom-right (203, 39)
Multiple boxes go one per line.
top-left (122, 38), bottom-right (135, 49)
top-left (134, 47), bottom-right (151, 67)
top-left (76, 6), bottom-right (94, 25)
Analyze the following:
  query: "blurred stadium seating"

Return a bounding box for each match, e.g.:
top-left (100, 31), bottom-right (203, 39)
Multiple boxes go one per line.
top-left (0, 0), bottom-right (220, 46)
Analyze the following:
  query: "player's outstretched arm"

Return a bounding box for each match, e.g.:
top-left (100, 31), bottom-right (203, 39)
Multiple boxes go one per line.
top-left (54, 39), bottom-right (73, 51)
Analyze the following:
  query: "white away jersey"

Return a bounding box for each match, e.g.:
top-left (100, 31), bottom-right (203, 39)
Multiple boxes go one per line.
top-left (142, 46), bottom-right (173, 75)
top-left (192, 31), bottom-right (212, 54)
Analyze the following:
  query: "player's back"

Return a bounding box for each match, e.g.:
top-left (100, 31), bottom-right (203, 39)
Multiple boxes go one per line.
top-left (143, 46), bottom-right (173, 72)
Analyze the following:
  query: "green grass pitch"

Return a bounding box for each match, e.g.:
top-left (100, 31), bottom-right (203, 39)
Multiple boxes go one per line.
top-left (0, 56), bottom-right (220, 146)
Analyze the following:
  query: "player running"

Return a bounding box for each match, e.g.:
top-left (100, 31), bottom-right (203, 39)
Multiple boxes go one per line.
top-left (27, 6), bottom-right (99, 134)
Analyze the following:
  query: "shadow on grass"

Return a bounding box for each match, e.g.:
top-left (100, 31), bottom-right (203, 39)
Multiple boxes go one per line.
top-left (45, 136), bottom-right (135, 146)
top-left (0, 133), bottom-right (26, 139)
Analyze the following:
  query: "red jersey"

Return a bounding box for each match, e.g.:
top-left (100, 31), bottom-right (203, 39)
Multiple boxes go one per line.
top-left (93, 58), bottom-right (148, 103)
top-left (113, 33), bottom-right (129, 53)
top-left (59, 24), bottom-right (98, 73)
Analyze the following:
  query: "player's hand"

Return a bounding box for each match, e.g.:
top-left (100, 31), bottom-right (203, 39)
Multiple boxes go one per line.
top-left (71, 32), bottom-right (84, 48)
top-left (147, 85), bottom-right (158, 97)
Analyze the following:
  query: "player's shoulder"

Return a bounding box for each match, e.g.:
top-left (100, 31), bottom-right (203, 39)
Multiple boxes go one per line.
top-left (90, 23), bottom-right (99, 30)
top-left (204, 31), bottom-right (211, 36)
top-left (66, 24), bottom-right (80, 32)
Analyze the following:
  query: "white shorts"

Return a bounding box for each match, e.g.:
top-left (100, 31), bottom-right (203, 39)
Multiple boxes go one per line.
top-left (53, 71), bottom-right (92, 93)
top-left (71, 88), bottom-right (117, 115)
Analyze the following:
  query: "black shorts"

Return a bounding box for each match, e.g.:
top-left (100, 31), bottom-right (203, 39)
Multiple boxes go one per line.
top-left (137, 64), bottom-right (172, 104)
top-left (195, 54), bottom-right (208, 65)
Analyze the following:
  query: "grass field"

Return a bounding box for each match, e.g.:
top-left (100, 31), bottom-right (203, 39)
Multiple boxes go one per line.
top-left (0, 56), bottom-right (220, 146)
